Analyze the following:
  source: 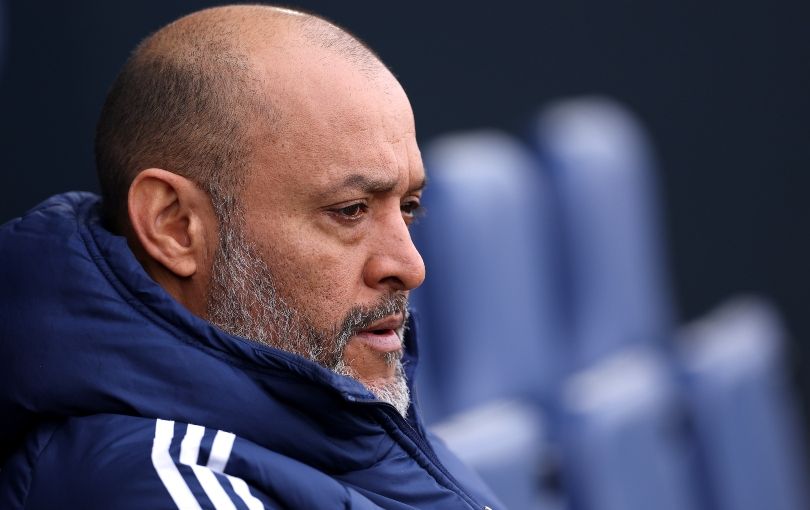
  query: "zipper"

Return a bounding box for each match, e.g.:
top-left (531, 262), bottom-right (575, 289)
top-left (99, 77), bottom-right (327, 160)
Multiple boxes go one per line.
top-left (354, 398), bottom-right (491, 510)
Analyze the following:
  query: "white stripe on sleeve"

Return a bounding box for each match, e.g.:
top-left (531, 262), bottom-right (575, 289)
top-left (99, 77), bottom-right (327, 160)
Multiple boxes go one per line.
top-left (207, 429), bottom-right (264, 510)
top-left (179, 424), bottom-right (238, 510)
top-left (207, 429), bottom-right (236, 472)
top-left (227, 475), bottom-right (265, 510)
top-left (151, 419), bottom-right (203, 510)
top-left (179, 423), bottom-right (205, 465)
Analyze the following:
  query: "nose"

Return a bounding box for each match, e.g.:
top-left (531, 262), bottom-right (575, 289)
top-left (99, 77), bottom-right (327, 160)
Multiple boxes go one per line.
top-left (363, 212), bottom-right (426, 292)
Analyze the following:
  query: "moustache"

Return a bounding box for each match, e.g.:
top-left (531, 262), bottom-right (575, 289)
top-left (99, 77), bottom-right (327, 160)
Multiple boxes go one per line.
top-left (338, 293), bottom-right (409, 339)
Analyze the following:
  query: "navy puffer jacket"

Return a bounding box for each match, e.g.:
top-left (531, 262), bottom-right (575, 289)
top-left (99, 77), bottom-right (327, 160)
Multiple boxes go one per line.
top-left (0, 193), bottom-right (501, 509)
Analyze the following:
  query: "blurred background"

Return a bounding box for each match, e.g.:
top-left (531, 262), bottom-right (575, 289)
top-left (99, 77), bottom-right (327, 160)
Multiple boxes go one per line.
top-left (1, 1), bottom-right (808, 509)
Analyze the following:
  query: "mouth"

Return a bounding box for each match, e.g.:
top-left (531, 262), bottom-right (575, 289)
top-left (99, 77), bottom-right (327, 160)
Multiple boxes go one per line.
top-left (351, 314), bottom-right (405, 353)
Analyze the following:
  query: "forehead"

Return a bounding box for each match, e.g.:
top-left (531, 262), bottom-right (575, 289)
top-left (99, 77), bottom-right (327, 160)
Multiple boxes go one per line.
top-left (248, 44), bottom-right (424, 196)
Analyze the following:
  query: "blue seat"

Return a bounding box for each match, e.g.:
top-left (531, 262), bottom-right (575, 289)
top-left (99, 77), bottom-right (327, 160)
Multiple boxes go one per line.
top-left (412, 130), bottom-right (564, 421)
top-left (558, 346), bottom-right (702, 510)
top-left (411, 130), bottom-right (565, 510)
top-left (531, 98), bottom-right (674, 367)
top-left (531, 98), bottom-right (701, 510)
top-left (677, 297), bottom-right (810, 510)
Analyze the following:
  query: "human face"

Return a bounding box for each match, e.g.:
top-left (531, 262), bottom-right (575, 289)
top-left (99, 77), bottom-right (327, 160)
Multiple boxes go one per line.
top-left (206, 214), bottom-right (413, 415)
top-left (235, 51), bottom-right (426, 393)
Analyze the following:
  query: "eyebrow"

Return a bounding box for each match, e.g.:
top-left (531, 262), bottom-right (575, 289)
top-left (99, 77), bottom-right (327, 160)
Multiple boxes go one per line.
top-left (332, 173), bottom-right (427, 195)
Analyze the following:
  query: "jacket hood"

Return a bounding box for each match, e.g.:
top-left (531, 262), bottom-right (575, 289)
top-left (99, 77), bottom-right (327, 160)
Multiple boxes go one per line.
top-left (0, 192), bottom-right (423, 465)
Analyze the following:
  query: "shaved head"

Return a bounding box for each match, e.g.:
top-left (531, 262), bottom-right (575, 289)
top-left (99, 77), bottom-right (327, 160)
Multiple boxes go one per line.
top-left (95, 5), bottom-right (385, 231)
top-left (99, 5), bottom-right (423, 417)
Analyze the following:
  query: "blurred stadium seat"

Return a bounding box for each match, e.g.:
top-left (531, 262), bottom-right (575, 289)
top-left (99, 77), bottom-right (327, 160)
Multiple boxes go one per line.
top-left (677, 297), bottom-right (810, 510)
top-left (412, 130), bottom-right (565, 421)
top-left (531, 98), bottom-right (674, 367)
top-left (414, 97), bottom-right (809, 510)
top-left (532, 98), bottom-right (701, 510)
top-left (411, 130), bottom-right (565, 510)
top-left (558, 346), bottom-right (701, 510)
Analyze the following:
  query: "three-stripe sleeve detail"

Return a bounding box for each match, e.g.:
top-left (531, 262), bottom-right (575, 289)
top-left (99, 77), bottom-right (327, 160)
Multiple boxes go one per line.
top-left (151, 419), bottom-right (264, 510)
top-left (151, 419), bottom-right (204, 510)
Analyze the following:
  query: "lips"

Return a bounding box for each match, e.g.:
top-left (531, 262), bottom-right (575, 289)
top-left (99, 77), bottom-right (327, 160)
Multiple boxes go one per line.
top-left (360, 314), bottom-right (405, 334)
top-left (352, 314), bottom-right (405, 353)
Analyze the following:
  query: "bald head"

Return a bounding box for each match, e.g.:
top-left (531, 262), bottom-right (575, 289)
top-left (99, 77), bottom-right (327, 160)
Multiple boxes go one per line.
top-left (95, 5), bottom-right (387, 232)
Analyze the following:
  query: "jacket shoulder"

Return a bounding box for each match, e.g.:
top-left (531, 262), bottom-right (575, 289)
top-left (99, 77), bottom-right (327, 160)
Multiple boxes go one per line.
top-left (0, 414), bottom-right (376, 510)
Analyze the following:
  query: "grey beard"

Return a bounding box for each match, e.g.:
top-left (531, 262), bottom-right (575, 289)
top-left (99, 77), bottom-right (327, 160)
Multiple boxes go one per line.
top-left (205, 217), bottom-right (411, 417)
top-left (333, 357), bottom-right (411, 417)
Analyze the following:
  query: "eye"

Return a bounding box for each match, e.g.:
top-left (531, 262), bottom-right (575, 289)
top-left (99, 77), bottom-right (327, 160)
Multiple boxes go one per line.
top-left (401, 199), bottom-right (423, 222)
top-left (334, 202), bottom-right (368, 220)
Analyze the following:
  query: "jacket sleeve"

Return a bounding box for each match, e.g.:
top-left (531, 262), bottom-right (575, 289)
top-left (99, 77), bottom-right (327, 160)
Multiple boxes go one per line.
top-left (0, 415), bottom-right (284, 510)
top-left (2, 415), bottom-right (381, 510)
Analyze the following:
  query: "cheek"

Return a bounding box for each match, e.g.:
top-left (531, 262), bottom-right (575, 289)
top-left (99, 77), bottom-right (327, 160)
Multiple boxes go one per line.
top-left (259, 230), bottom-right (364, 325)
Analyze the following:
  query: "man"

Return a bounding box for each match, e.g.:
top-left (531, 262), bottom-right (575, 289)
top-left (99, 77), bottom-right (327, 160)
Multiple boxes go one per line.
top-left (0, 5), bottom-right (500, 509)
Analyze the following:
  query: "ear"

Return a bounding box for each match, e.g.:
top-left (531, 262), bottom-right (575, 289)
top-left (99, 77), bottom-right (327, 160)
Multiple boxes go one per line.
top-left (127, 168), bottom-right (214, 278)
